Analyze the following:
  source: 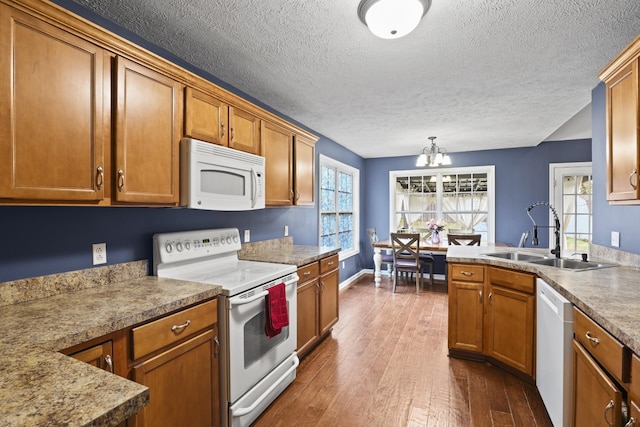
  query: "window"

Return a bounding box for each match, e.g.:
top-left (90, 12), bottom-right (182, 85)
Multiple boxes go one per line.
top-left (319, 155), bottom-right (359, 260)
top-left (551, 163), bottom-right (592, 255)
top-left (389, 166), bottom-right (495, 243)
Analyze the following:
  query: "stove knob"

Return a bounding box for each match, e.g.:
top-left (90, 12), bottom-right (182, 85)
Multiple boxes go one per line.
top-left (176, 242), bottom-right (183, 252)
top-left (185, 241), bottom-right (191, 250)
top-left (233, 235), bottom-right (239, 243)
top-left (226, 236), bottom-right (232, 244)
top-left (165, 243), bottom-right (173, 253)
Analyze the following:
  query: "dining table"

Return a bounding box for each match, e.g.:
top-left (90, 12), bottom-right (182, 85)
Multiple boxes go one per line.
top-left (371, 238), bottom-right (449, 287)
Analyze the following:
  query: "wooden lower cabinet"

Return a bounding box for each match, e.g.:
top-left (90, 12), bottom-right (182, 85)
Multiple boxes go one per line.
top-left (448, 263), bottom-right (535, 379)
top-left (133, 328), bottom-right (219, 427)
top-left (296, 254), bottom-right (339, 358)
top-left (70, 340), bottom-right (114, 372)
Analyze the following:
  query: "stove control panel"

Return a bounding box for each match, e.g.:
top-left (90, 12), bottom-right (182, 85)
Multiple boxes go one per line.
top-left (153, 228), bottom-right (241, 268)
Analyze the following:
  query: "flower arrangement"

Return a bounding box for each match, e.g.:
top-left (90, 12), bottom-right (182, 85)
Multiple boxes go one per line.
top-left (426, 219), bottom-right (445, 232)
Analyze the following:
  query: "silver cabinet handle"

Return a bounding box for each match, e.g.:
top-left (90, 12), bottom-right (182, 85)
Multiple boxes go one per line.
top-left (585, 331), bottom-right (600, 345)
top-left (488, 292), bottom-right (493, 304)
top-left (316, 282), bottom-right (321, 295)
top-left (479, 290), bottom-right (483, 304)
top-left (604, 400), bottom-right (615, 427)
top-left (327, 261), bottom-right (335, 266)
top-left (231, 127), bottom-right (235, 141)
top-left (221, 123), bottom-right (225, 138)
top-left (96, 166), bottom-right (104, 190)
top-left (214, 336), bottom-right (219, 358)
top-left (630, 169), bottom-right (638, 190)
top-left (461, 271), bottom-right (474, 277)
top-left (303, 271), bottom-right (311, 276)
top-left (117, 169), bottom-right (125, 192)
top-left (104, 354), bottom-right (113, 373)
top-left (171, 319), bottom-right (191, 333)
top-left (625, 417), bottom-right (636, 427)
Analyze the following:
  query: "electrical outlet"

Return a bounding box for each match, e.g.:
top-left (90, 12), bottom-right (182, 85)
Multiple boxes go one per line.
top-left (244, 229), bottom-right (250, 242)
top-left (611, 231), bottom-right (620, 247)
top-left (92, 243), bottom-right (107, 265)
top-left (284, 225), bottom-right (289, 236)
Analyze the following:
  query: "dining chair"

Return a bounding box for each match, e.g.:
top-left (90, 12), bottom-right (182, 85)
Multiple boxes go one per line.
top-left (448, 233), bottom-right (481, 246)
top-left (367, 228), bottom-right (394, 272)
top-left (390, 233), bottom-right (429, 294)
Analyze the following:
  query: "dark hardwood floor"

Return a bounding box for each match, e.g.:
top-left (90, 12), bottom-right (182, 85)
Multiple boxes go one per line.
top-left (253, 274), bottom-right (553, 427)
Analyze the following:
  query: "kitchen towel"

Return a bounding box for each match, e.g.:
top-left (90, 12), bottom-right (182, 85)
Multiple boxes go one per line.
top-left (265, 282), bottom-right (288, 338)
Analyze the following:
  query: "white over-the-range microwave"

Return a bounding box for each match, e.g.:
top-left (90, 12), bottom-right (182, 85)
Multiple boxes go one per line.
top-left (180, 138), bottom-right (266, 211)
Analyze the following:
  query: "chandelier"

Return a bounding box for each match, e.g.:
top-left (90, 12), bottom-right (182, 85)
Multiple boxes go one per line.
top-left (357, 0), bottom-right (431, 40)
top-left (416, 136), bottom-right (452, 167)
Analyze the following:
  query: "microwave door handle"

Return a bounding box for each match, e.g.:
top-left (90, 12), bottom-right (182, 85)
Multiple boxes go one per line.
top-left (251, 167), bottom-right (258, 209)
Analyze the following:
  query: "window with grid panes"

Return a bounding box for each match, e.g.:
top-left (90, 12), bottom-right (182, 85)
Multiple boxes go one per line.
top-left (319, 155), bottom-right (359, 259)
top-left (390, 167), bottom-right (495, 243)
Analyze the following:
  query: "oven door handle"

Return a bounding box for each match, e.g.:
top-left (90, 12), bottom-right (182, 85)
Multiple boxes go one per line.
top-left (232, 354), bottom-right (300, 417)
top-left (229, 290), bottom-right (269, 309)
top-left (228, 276), bottom-right (298, 309)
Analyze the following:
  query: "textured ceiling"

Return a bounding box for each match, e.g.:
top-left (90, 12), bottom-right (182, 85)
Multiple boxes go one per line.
top-left (70, 0), bottom-right (640, 158)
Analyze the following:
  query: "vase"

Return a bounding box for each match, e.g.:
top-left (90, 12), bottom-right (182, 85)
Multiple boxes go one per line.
top-left (432, 230), bottom-right (440, 244)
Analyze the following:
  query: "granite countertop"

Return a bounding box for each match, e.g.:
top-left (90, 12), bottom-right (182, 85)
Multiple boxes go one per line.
top-left (0, 272), bottom-right (221, 426)
top-left (239, 241), bottom-right (340, 267)
top-left (447, 245), bottom-right (640, 356)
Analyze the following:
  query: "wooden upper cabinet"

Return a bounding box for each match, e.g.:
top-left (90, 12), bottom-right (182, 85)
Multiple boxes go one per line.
top-left (229, 106), bottom-right (261, 154)
top-left (114, 57), bottom-right (182, 205)
top-left (600, 35), bottom-right (640, 203)
top-left (294, 135), bottom-right (316, 206)
top-left (262, 120), bottom-right (294, 205)
top-left (0, 4), bottom-right (106, 201)
top-left (184, 87), bottom-right (229, 146)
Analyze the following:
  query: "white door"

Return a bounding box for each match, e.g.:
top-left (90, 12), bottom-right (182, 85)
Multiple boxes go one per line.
top-left (549, 163), bottom-right (593, 257)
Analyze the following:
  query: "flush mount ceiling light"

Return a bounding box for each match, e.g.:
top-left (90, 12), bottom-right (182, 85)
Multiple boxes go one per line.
top-left (416, 136), bottom-right (452, 167)
top-left (357, 0), bottom-right (431, 39)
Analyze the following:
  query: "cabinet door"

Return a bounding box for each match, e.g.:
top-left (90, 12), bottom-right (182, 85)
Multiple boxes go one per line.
top-left (184, 87), bottom-right (229, 146)
top-left (133, 328), bottom-right (218, 427)
top-left (261, 121), bottom-right (293, 206)
top-left (114, 57), bottom-right (182, 204)
top-left (606, 60), bottom-right (640, 201)
top-left (229, 106), bottom-right (260, 154)
top-left (571, 339), bottom-right (623, 427)
top-left (448, 281), bottom-right (483, 352)
top-left (484, 284), bottom-right (534, 376)
top-left (70, 341), bottom-right (114, 373)
top-left (294, 135), bottom-right (315, 206)
top-left (297, 279), bottom-right (320, 357)
top-left (0, 5), bottom-right (105, 201)
top-left (319, 268), bottom-right (339, 336)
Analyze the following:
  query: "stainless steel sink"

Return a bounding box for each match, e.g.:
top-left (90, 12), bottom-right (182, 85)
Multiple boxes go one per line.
top-left (527, 257), bottom-right (616, 271)
top-left (483, 252), bottom-right (550, 262)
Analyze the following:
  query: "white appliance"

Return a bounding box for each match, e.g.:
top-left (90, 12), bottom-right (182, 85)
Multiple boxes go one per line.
top-left (153, 228), bottom-right (298, 427)
top-left (536, 278), bottom-right (573, 427)
top-left (180, 138), bottom-right (265, 211)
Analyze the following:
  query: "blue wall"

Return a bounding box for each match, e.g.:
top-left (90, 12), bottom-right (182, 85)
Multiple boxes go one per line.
top-left (359, 140), bottom-right (592, 269)
top-left (591, 82), bottom-right (640, 254)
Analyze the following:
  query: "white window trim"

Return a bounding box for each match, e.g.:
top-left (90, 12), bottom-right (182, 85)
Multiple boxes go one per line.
top-left (388, 165), bottom-right (496, 244)
top-left (319, 154), bottom-right (360, 261)
top-left (549, 162), bottom-right (592, 256)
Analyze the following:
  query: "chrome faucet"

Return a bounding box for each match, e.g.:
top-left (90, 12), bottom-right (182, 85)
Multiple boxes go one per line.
top-left (526, 201), bottom-right (561, 258)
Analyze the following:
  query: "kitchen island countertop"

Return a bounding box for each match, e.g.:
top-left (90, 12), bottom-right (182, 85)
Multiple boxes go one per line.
top-left (0, 267), bottom-right (221, 426)
top-left (447, 245), bottom-right (640, 356)
top-left (239, 237), bottom-right (340, 267)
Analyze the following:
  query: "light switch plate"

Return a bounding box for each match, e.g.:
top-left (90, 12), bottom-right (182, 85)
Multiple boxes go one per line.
top-left (244, 230), bottom-right (250, 242)
top-left (284, 226), bottom-right (289, 236)
top-left (611, 231), bottom-right (620, 247)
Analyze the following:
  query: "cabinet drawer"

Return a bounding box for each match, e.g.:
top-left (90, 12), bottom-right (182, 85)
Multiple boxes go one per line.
top-left (297, 262), bottom-right (320, 283)
top-left (320, 255), bottom-right (339, 273)
top-left (450, 264), bottom-right (484, 283)
top-left (488, 266), bottom-right (535, 294)
top-left (573, 307), bottom-right (629, 383)
top-left (132, 299), bottom-right (217, 360)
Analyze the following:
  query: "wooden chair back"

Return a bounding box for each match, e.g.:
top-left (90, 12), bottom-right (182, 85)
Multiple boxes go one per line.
top-left (448, 233), bottom-right (481, 246)
top-left (390, 233), bottom-right (421, 265)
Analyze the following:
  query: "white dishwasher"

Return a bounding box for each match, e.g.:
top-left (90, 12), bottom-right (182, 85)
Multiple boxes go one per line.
top-left (536, 278), bottom-right (573, 427)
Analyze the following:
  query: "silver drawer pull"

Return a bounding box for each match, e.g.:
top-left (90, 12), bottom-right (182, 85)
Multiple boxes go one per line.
top-left (625, 417), bottom-right (636, 427)
top-left (604, 400), bottom-right (614, 427)
top-left (303, 271), bottom-right (311, 276)
top-left (461, 271), bottom-right (474, 277)
top-left (630, 169), bottom-right (638, 190)
top-left (171, 319), bottom-right (191, 333)
top-left (585, 331), bottom-right (600, 345)
top-left (104, 354), bottom-right (113, 373)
